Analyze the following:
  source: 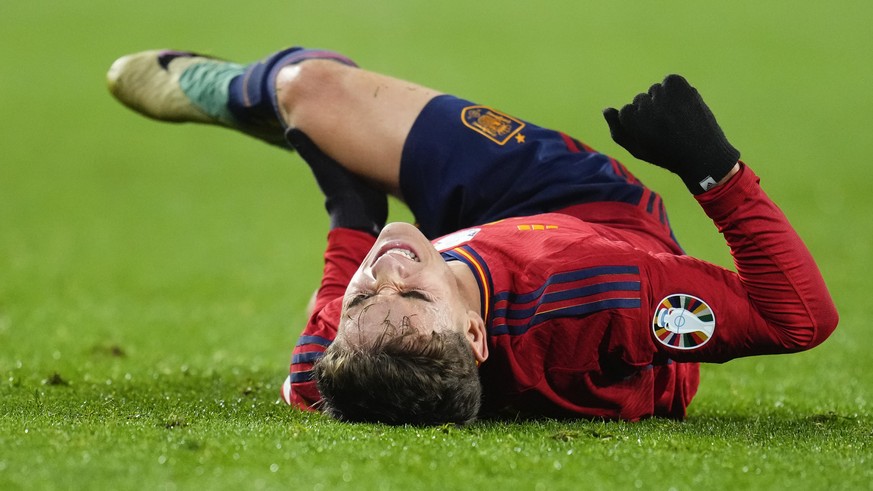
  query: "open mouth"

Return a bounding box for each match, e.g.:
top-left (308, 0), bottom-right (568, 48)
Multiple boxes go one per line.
top-left (374, 241), bottom-right (421, 263)
top-left (384, 248), bottom-right (419, 261)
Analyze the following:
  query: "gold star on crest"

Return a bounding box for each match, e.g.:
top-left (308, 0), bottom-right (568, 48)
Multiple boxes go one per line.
top-left (515, 133), bottom-right (525, 144)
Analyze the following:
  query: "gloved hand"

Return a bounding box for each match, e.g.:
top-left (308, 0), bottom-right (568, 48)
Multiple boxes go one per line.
top-left (603, 74), bottom-right (740, 194)
top-left (285, 128), bottom-right (387, 236)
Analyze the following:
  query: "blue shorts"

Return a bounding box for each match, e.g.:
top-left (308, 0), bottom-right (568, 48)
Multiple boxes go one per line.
top-left (399, 95), bottom-right (680, 248)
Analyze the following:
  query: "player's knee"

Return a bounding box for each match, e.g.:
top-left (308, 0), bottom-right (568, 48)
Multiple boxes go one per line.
top-left (275, 59), bottom-right (349, 128)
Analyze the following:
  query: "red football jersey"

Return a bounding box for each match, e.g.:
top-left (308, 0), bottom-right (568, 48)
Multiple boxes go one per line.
top-left (282, 165), bottom-right (838, 420)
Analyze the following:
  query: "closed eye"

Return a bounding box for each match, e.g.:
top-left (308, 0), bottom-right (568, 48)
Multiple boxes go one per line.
top-left (346, 290), bottom-right (433, 310)
top-left (346, 290), bottom-right (432, 310)
top-left (347, 293), bottom-right (371, 309)
top-left (400, 290), bottom-right (432, 302)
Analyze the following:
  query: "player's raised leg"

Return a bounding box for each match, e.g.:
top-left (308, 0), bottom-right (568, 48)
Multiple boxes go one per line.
top-left (106, 47), bottom-right (359, 148)
top-left (107, 47), bottom-right (440, 195)
top-left (273, 60), bottom-right (440, 195)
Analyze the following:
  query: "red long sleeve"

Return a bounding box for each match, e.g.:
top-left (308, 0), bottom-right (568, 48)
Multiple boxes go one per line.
top-left (308, 228), bottom-right (376, 320)
top-left (695, 164), bottom-right (839, 351)
top-left (281, 228), bottom-right (376, 409)
top-left (639, 164), bottom-right (838, 364)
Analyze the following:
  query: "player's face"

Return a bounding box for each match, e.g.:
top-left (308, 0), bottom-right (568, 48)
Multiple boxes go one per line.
top-left (338, 222), bottom-right (466, 345)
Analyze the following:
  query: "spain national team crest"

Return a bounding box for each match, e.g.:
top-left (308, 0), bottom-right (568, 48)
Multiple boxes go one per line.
top-left (461, 106), bottom-right (525, 145)
top-left (652, 294), bottom-right (715, 350)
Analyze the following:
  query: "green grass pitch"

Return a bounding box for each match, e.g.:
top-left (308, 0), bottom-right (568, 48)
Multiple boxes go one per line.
top-left (1, 1), bottom-right (872, 489)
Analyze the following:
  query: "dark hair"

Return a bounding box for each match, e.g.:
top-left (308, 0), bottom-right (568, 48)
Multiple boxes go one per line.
top-left (313, 322), bottom-right (481, 425)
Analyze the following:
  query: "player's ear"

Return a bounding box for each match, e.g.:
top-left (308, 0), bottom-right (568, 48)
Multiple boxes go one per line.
top-left (464, 311), bottom-right (488, 363)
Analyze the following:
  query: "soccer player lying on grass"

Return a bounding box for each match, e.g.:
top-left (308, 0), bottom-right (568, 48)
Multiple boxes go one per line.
top-left (107, 47), bottom-right (839, 425)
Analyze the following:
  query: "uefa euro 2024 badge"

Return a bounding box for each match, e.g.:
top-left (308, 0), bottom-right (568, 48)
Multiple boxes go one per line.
top-left (652, 293), bottom-right (715, 350)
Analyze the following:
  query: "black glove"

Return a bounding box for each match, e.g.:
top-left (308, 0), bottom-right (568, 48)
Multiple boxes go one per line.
top-left (603, 74), bottom-right (740, 194)
top-left (285, 128), bottom-right (387, 236)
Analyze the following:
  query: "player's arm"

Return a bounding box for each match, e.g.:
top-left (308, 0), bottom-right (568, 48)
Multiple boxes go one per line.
top-left (605, 75), bottom-right (837, 360)
top-left (638, 163), bottom-right (837, 362)
top-left (283, 228), bottom-right (376, 408)
top-left (281, 129), bottom-right (385, 408)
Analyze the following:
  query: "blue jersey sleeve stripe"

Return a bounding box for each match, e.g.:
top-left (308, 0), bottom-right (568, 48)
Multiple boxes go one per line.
top-left (295, 335), bottom-right (333, 347)
top-left (531, 298), bottom-right (641, 326)
top-left (494, 281), bottom-right (641, 320)
top-left (292, 351), bottom-right (324, 364)
top-left (491, 298), bottom-right (642, 336)
top-left (646, 192), bottom-right (657, 214)
top-left (493, 265), bottom-right (639, 304)
top-left (290, 370), bottom-right (314, 383)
